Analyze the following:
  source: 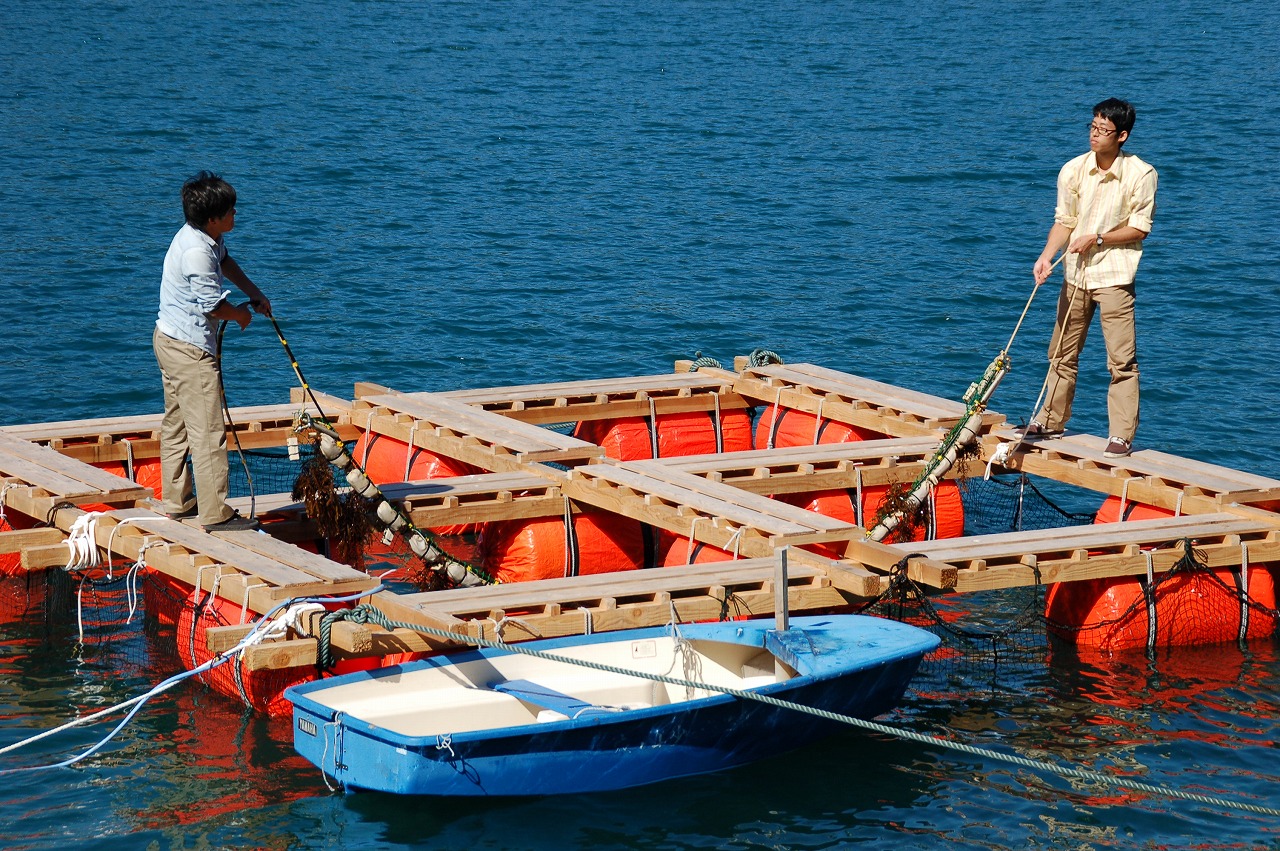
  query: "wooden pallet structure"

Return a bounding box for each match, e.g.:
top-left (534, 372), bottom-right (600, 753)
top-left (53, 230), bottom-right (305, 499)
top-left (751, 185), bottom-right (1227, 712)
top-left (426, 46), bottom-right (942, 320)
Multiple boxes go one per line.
top-left (5, 360), bottom-right (1280, 672)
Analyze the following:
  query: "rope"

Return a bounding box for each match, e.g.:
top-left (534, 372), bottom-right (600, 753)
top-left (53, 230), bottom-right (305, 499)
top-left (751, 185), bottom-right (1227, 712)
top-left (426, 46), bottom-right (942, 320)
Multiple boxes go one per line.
top-left (689, 353), bottom-right (723, 371)
top-left (312, 604), bottom-right (1280, 818)
top-left (0, 587), bottom-right (380, 773)
top-left (748, 348), bottom-right (783, 367)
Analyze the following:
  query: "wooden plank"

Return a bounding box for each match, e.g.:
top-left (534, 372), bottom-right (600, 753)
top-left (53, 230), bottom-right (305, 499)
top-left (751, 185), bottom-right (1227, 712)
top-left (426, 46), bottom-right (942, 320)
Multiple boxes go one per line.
top-left (0, 444), bottom-right (116, 497)
top-left (901, 514), bottom-right (1270, 563)
top-left (571, 463), bottom-right (814, 536)
top-left (396, 557), bottom-right (823, 611)
top-left (440, 372), bottom-right (733, 405)
top-left (106, 508), bottom-right (349, 589)
top-left (991, 429), bottom-right (1280, 496)
top-left (0, 527), bottom-right (65, 554)
top-left (770, 363), bottom-right (970, 419)
top-left (360, 392), bottom-right (594, 454)
top-left (953, 532), bottom-right (1280, 593)
top-left (0, 431), bottom-right (152, 494)
top-left (653, 438), bottom-right (944, 472)
top-left (211, 528), bottom-right (369, 583)
top-left (2, 399), bottom-right (350, 444)
top-left (623, 460), bottom-right (859, 533)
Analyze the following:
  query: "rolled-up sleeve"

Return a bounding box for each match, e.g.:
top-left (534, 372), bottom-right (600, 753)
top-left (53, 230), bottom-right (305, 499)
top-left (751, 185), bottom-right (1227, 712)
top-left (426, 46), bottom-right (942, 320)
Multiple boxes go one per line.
top-left (1126, 166), bottom-right (1157, 234)
top-left (1053, 159), bottom-right (1081, 230)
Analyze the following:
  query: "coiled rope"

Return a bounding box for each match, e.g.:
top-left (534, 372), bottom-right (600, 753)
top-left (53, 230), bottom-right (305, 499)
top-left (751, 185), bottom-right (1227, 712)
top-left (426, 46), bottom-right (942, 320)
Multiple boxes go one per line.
top-left (310, 603), bottom-right (1280, 818)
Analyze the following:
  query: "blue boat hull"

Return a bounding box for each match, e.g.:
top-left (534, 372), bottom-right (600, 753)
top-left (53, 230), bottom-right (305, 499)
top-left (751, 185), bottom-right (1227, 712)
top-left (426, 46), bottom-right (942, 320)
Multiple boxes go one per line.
top-left (287, 616), bottom-right (938, 796)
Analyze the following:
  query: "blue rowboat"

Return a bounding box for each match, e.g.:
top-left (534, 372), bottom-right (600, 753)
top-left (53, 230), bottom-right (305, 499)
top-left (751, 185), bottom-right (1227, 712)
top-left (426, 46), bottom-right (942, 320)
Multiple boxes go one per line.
top-left (285, 615), bottom-right (939, 796)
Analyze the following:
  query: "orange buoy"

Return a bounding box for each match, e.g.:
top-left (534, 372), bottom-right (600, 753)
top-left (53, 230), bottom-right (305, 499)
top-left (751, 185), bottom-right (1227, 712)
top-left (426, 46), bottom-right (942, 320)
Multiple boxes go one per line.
top-left (1093, 494), bottom-right (1174, 524)
top-left (574, 409), bottom-right (752, 461)
top-left (775, 480), bottom-right (966, 556)
top-left (477, 510), bottom-right (657, 582)
top-left (752, 406), bottom-right (881, 450)
top-left (1046, 564), bottom-right (1278, 651)
top-left (658, 530), bottom-right (736, 566)
top-left (1046, 497), bottom-right (1279, 649)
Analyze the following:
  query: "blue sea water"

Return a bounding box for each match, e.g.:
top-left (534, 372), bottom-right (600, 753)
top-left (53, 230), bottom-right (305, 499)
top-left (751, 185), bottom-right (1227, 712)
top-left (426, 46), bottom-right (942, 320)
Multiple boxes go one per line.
top-left (2, 1), bottom-right (1279, 848)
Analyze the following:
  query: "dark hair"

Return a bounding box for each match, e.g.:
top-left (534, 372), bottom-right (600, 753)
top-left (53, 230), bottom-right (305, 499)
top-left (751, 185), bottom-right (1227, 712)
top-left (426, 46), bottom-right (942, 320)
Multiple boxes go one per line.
top-left (182, 171), bottom-right (237, 227)
top-left (1093, 98), bottom-right (1136, 143)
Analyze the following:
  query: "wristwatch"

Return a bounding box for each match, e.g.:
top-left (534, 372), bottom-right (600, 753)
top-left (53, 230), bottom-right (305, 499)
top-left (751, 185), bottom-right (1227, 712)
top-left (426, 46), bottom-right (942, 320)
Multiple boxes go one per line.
top-left (1095, 234), bottom-right (1104, 247)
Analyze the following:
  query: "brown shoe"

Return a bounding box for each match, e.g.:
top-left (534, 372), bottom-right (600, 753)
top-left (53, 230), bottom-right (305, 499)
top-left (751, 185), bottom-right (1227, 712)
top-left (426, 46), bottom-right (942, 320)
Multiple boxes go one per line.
top-left (1021, 421), bottom-right (1064, 439)
top-left (1103, 437), bottom-right (1132, 458)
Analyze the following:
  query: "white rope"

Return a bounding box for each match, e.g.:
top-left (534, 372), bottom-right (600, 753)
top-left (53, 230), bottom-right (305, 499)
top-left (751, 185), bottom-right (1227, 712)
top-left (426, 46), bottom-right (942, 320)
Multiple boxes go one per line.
top-left (0, 586), bottom-right (381, 774)
top-left (403, 423), bottom-right (419, 481)
top-left (984, 442), bottom-right (1012, 480)
top-left (685, 517), bottom-right (702, 564)
top-left (63, 512), bottom-right (105, 572)
top-left (486, 615), bottom-right (541, 642)
top-left (1119, 478), bottom-right (1132, 521)
top-left (724, 527), bottom-right (743, 560)
top-left (0, 482), bottom-right (18, 528)
top-left (240, 582), bottom-right (268, 624)
top-left (245, 602), bottom-right (327, 644)
top-left (125, 539), bottom-right (163, 624)
top-left (812, 398), bottom-right (824, 445)
top-left (103, 516), bottom-right (149, 581)
top-left (1174, 492), bottom-right (1184, 517)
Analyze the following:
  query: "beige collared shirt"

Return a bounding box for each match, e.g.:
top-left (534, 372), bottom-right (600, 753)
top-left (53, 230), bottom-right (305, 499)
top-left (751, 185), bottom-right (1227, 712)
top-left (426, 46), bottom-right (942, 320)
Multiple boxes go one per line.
top-left (1055, 149), bottom-right (1158, 291)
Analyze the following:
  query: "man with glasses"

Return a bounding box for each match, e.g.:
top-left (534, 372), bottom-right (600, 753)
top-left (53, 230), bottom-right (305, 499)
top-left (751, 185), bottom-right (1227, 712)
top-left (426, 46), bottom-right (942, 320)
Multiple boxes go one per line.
top-left (1024, 98), bottom-right (1158, 459)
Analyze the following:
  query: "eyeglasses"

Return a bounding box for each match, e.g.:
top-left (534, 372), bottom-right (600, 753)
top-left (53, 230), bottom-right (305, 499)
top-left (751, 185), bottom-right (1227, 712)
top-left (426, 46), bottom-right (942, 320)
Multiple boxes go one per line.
top-left (1087, 122), bottom-right (1117, 137)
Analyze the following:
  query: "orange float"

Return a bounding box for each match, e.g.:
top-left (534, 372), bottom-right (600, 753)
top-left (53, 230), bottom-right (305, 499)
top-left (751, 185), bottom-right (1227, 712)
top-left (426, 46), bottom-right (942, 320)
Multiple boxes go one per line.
top-left (1046, 496), bottom-right (1280, 650)
top-left (574, 409), bottom-right (752, 461)
top-left (752, 406), bottom-right (881, 450)
top-left (477, 510), bottom-right (657, 582)
top-left (658, 530), bottom-right (735, 566)
top-left (775, 481), bottom-right (966, 556)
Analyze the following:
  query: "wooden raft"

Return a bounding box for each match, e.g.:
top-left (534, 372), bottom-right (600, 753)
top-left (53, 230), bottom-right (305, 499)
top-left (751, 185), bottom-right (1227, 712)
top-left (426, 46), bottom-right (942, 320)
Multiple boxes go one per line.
top-left (8, 358), bottom-right (1280, 669)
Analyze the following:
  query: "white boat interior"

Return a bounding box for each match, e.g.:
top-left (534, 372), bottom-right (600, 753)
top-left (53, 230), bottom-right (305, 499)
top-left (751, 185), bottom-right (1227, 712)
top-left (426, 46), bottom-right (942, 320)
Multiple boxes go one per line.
top-left (310, 636), bottom-right (796, 738)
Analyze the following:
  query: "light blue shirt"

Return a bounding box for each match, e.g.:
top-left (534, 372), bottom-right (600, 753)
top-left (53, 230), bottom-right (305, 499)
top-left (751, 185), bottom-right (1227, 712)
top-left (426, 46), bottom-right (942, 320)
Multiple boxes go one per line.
top-left (156, 223), bottom-right (230, 355)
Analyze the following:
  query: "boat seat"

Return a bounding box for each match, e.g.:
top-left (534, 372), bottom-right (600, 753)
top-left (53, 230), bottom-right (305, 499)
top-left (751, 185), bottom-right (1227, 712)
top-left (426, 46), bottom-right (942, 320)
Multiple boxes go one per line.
top-left (490, 679), bottom-right (595, 718)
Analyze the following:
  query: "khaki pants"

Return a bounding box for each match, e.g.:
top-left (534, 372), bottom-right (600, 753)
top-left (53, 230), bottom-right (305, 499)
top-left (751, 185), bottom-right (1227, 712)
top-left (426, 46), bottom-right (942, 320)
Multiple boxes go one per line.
top-left (1036, 282), bottom-right (1140, 442)
top-left (152, 327), bottom-right (233, 526)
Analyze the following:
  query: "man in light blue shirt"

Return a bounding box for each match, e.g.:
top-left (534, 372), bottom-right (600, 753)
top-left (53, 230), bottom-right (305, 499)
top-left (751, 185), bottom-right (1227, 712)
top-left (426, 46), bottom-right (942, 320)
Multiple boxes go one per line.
top-left (153, 172), bottom-right (271, 530)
